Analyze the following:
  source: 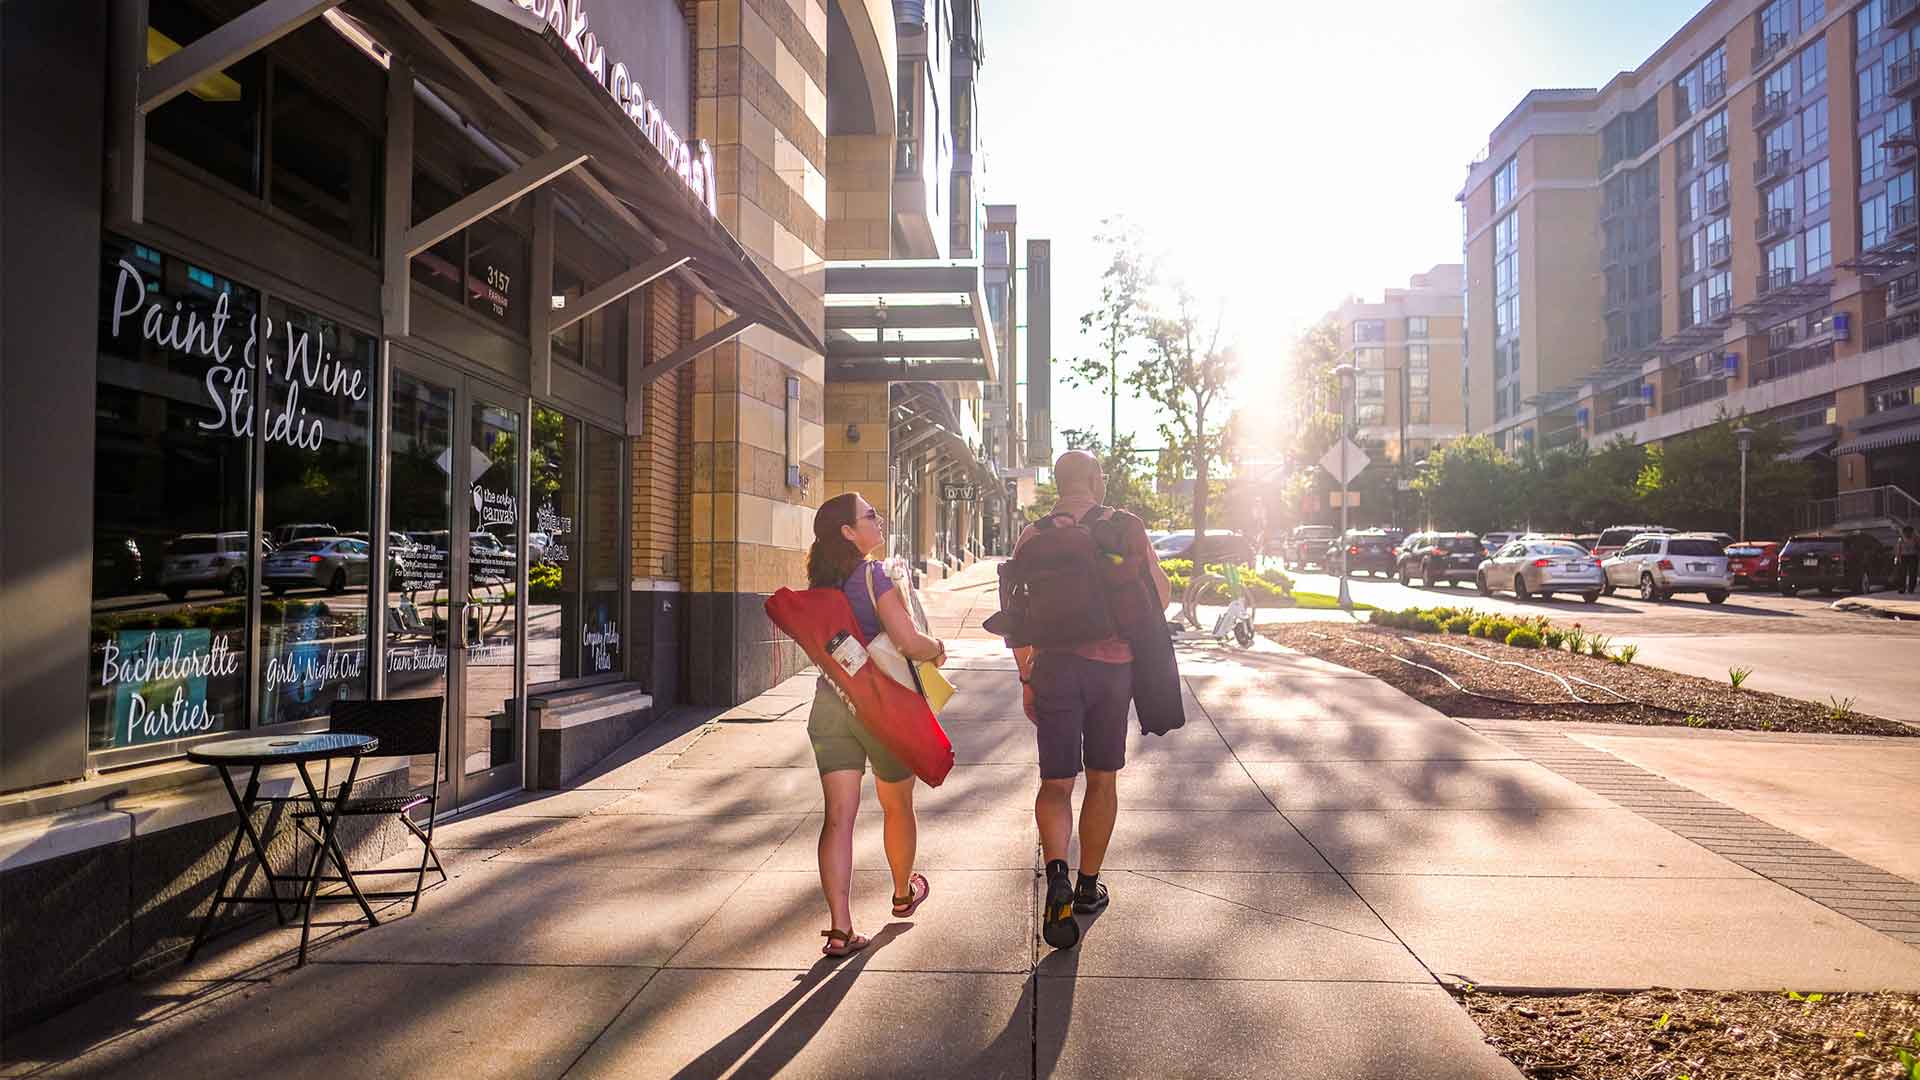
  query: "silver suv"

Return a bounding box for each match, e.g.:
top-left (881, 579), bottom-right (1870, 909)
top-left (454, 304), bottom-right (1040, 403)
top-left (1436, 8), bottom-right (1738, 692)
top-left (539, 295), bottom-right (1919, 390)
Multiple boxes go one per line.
top-left (1601, 533), bottom-right (1733, 603)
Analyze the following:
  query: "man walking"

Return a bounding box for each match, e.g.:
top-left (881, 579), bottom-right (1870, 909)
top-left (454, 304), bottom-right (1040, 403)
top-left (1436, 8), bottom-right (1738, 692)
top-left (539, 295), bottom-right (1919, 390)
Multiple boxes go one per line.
top-left (1898, 525), bottom-right (1919, 594)
top-left (1008, 450), bottom-right (1172, 950)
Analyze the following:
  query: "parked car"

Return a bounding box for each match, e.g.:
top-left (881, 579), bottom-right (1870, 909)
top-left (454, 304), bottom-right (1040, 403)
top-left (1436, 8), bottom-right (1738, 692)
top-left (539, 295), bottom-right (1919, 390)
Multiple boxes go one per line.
top-left (1154, 530), bottom-right (1254, 565)
top-left (1477, 539), bottom-right (1605, 602)
top-left (270, 522), bottom-right (338, 548)
top-left (1776, 531), bottom-right (1892, 596)
top-left (265, 537), bottom-right (371, 595)
top-left (1282, 524), bottom-right (1340, 570)
top-left (93, 534), bottom-right (145, 597)
top-left (1592, 524), bottom-right (1676, 560)
top-left (1400, 532), bottom-right (1484, 587)
top-left (1601, 533), bottom-right (1732, 603)
top-left (159, 531), bottom-right (255, 601)
top-left (1478, 530), bottom-right (1523, 557)
top-left (1393, 532), bottom-right (1435, 580)
top-left (1725, 541), bottom-right (1783, 589)
top-left (1330, 529), bottom-right (1399, 577)
top-left (1573, 534), bottom-right (1601, 552)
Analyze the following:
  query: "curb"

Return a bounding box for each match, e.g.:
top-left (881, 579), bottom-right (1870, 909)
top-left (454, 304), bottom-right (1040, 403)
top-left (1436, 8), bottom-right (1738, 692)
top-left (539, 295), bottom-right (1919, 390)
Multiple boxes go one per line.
top-left (1831, 598), bottom-right (1920, 620)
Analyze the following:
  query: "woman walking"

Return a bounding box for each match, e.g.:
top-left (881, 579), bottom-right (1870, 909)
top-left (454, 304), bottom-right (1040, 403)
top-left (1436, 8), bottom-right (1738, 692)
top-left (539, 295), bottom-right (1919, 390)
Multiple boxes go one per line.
top-left (805, 492), bottom-right (944, 956)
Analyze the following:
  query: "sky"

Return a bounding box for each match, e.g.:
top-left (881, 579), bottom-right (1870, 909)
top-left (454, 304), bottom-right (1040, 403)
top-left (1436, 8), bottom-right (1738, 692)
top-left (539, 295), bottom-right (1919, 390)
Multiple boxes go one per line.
top-left (973, 0), bottom-right (1708, 460)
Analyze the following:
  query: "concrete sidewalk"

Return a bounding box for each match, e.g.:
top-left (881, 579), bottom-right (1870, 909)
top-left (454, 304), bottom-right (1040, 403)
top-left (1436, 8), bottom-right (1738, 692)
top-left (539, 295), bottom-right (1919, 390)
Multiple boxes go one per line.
top-left (9, 577), bottom-right (1920, 1079)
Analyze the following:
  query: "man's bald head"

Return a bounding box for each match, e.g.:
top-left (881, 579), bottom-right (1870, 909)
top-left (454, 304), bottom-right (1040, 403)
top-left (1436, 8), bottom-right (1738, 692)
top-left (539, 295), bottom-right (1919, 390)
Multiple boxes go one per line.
top-left (1054, 450), bottom-right (1106, 500)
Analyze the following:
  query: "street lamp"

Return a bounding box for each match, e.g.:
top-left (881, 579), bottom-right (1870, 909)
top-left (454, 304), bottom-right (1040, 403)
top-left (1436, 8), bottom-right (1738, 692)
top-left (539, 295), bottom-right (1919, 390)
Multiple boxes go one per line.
top-left (1412, 455), bottom-right (1430, 532)
top-left (1333, 362), bottom-right (1357, 612)
top-left (1734, 425), bottom-right (1755, 542)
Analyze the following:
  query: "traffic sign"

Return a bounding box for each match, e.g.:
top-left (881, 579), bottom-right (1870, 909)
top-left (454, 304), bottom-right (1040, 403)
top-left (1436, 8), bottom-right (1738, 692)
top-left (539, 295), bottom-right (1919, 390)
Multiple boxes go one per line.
top-left (1317, 438), bottom-right (1370, 487)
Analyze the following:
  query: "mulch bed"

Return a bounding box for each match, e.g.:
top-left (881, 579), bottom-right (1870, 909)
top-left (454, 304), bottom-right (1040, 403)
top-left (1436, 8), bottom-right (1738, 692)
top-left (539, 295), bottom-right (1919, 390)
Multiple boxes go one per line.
top-left (1263, 625), bottom-right (1914, 737)
top-left (1459, 986), bottom-right (1920, 1079)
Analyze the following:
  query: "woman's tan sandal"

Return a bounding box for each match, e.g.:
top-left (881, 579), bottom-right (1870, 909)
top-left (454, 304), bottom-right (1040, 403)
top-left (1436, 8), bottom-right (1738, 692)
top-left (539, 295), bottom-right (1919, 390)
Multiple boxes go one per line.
top-left (891, 872), bottom-right (931, 918)
top-left (821, 928), bottom-right (869, 957)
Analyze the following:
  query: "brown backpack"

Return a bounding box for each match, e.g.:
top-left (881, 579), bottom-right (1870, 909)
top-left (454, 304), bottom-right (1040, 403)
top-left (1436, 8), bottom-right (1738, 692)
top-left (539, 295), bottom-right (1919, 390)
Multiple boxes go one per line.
top-left (994, 506), bottom-right (1148, 648)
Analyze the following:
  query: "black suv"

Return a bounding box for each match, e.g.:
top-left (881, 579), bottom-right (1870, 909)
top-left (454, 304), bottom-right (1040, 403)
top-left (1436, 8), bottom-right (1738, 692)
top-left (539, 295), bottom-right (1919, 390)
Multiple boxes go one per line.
top-left (1330, 529), bottom-right (1399, 577)
top-left (1398, 532), bottom-right (1483, 587)
top-left (1776, 531), bottom-right (1892, 596)
top-left (1284, 524), bottom-right (1339, 570)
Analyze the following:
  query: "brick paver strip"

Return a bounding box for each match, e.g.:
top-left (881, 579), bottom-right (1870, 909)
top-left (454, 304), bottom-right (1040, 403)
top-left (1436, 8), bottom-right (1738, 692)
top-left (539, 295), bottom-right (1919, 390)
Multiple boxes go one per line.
top-left (1469, 722), bottom-right (1920, 948)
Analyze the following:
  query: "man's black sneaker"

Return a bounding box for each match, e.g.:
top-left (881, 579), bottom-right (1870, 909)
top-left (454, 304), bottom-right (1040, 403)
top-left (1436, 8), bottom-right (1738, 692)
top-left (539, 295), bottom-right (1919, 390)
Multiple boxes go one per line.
top-left (1073, 877), bottom-right (1108, 914)
top-left (1042, 870), bottom-right (1081, 950)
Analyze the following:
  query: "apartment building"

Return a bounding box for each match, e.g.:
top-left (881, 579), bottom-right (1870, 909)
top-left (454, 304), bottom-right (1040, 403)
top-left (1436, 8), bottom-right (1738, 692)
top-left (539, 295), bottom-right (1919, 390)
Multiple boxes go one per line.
top-left (1462, 0), bottom-right (1920, 526)
top-left (1333, 265), bottom-right (1469, 469)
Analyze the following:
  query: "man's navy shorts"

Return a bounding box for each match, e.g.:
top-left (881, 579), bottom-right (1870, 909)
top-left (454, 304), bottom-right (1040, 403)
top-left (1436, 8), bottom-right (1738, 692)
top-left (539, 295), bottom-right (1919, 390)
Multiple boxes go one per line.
top-left (1031, 652), bottom-right (1133, 780)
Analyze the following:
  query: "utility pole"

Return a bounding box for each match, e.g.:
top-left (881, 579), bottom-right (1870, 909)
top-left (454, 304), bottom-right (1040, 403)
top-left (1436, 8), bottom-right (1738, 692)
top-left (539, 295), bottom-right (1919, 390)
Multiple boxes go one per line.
top-left (1334, 363), bottom-right (1357, 613)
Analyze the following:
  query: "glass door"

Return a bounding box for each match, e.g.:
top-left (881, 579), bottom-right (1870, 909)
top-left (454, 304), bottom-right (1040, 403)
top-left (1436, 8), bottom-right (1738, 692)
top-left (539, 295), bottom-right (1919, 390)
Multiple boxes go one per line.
top-left (460, 396), bottom-right (525, 804)
top-left (385, 352), bottom-right (526, 808)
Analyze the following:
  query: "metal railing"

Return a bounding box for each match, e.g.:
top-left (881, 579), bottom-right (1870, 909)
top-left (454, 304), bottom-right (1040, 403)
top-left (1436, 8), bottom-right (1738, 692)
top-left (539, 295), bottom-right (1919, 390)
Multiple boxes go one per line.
top-left (1894, 55), bottom-right (1920, 99)
top-left (1671, 376), bottom-right (1731, 410)
top-left (1896, 197), bottom-right (1920, 236)
top-left (1755, 148), bottom-right (1793, 184)
top-left (1709, 237), bottom-right (1732, 266)
top-left (1752, 89), bottom-right (1791, 128)
top-left (1752, 32), bottom-right (1792, 71)
top-left (1705, 130), bottom-right (1729, 160)
top-left (1867, 308), bottom-right (1920, 348)
top-left (1595, 402), bottom-right (1648, 433)
top-left (1756, 266), bottom-right (1797, 296)
top-left (1705, 184), bottom-right (1729, 213)
top-left (1752, 340), bottom-right (1835, 384)
top-left (1799, 484), bottom-right (1920, 530)
top-left (1756, 206), bottom-right (1795, 241)
top-left (1704, 77), bottom-right (1727, 107)
top-left (1889, 270), bottom-right (1920, 309)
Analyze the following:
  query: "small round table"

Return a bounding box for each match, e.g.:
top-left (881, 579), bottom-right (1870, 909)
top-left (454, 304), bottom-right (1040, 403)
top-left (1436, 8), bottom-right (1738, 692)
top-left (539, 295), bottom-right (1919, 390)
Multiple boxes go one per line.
top-left (187, 732), bottom-right (381, 965)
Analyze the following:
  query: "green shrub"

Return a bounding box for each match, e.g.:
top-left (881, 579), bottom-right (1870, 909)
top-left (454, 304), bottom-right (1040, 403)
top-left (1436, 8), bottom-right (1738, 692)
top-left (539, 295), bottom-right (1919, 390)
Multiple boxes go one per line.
top-left (1414, 613), bottom-right (1445, 633)
top-left (1444, 614), bottom-right (1474, 635)
top-left (1159, 558), bottom-right (1194, 577)
top-left (1369, 609), bottom-right (1392, 626)
top-left (1587, 633), bottom-right (1612, 658)
top-left (1541, 627), bottom-right (1565, 649)
top-left (1505, 627), bottom-right (1543, 649)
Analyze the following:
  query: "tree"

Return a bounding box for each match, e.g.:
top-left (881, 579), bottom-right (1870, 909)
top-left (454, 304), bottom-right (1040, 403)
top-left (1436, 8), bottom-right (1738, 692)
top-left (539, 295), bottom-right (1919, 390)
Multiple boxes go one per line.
top-left (1071, 219), bottom-right (1154, 449)
top-left (1410, 435), bottom-right (1520, 534)
top-left (1134, 285), bottom-right (1236, 539)
top-left (1275, 315), bottom-right (1350, 527)
top-left (1632, 413), bottom-right (1812, 537)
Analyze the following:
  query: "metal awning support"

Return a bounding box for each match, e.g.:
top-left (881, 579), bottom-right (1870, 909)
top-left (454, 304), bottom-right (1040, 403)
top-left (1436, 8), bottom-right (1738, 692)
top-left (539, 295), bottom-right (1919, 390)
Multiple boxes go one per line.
top-left (403, 145), bottom-right (587, 256)
top-left (552, 252), bottom-right (691, 335)
top-left (638, 315), bottom-right (757, 388)
top-left (140, 0), bottom-right (342, 112)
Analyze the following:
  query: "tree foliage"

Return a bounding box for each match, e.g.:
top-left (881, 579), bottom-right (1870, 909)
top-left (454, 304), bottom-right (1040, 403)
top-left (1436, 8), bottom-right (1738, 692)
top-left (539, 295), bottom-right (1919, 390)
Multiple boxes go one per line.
top-left (1135, 286), bottom-right (1236, 538)
top-left (1071, 219), bottom-right (1154, 448)
top-left (1053, 427), bottom-right (1174, 527)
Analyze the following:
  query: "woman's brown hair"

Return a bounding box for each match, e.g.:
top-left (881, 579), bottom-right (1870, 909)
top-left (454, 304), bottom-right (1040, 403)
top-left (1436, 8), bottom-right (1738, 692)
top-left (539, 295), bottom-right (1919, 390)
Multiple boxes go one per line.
top-left (807, 492), bottom-right (866, 588)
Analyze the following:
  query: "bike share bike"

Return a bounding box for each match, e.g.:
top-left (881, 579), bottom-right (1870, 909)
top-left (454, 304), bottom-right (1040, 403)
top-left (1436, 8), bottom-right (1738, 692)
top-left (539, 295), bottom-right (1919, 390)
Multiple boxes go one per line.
top-left (1177, 559), bottom-right (1258, 648)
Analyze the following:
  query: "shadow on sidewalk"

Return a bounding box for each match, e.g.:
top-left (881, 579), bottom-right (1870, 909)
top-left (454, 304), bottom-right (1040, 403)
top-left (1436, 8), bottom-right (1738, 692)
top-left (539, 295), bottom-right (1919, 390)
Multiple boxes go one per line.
top-left (667, 923), bottom-right (913, 1080)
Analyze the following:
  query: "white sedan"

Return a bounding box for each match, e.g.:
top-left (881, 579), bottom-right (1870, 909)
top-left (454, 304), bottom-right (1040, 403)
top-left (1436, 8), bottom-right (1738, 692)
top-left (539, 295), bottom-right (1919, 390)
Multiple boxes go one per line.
top-left (1477, 541), bottom-right (1606, 603)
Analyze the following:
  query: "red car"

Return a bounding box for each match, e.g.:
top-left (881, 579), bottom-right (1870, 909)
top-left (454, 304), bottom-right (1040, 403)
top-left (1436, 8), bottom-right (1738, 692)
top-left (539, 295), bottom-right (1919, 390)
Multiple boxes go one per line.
top-left (1725, 541), bottom-right (1782, 588)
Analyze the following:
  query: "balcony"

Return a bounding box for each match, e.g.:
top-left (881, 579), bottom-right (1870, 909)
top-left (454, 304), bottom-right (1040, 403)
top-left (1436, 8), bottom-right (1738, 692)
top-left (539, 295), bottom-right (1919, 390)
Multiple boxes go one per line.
top-left (1708, 293), bottom-right (1732, 322)
top-left (1704, 183), bottom-right (1729, 214)
top-left (1672, 376), bottom-right (1731, 410)
top-left (1751, 89), bottom-right (1791, 129)
top-left (1595, 402), bottom-right (1648, 433)
top-left (1891, 0), bottom-right (1920, 30)
top-left (1754, 148), bottom-right (1793, 185)
top-left (1751, 32), bottom-right (1792, 72)
top-left (1896, 196), bottom-right (1920, 238)
top-left (1756, 206), bottom-right (1795, 242)
top-left (1703, 76), bottom-right (1726, 107)
top-left (1605, 289), bottom-right (1628, 315)
top-left (1756, 266), bottom-right (1797, 296)
top-left (1709, 237), bottom-right (1732, 266)
top-left (1705, 130), bottom-right (1729, 161)
top-left (1606, 334), bottom-right (1633, 359)
top-left (1893, 55), bottom-right (1920, 99)
top-left (1889, 271), bottom-right (1920, 310)
top-left (1753, 340), bottom-right (1836, 384)
top-left (1868, 308), bottom-right (1920, 348)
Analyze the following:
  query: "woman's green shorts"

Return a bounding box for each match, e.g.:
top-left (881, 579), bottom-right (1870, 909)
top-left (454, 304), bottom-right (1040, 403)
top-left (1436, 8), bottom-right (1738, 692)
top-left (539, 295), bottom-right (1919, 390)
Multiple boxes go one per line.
top-left (808, 678), bottom-right (912, 782)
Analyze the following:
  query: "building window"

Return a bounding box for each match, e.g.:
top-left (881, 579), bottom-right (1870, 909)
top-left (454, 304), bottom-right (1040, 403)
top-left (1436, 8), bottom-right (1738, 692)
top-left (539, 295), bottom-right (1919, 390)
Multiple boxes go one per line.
top-left (1764, 120), bottom-right (1796, 162)
top-left (1804, 222), bottom-right (1833, 273)
top-left (1865, 190), bottom-right (1892, 249)
top-left (552, 264), bottom-right (628, 385)
top-left (1800, 0), bottom-right (1823, 32)
top-left (527, 410), bottom-right (626, 686)
top-left (1763, 62), bottom-right (1794, 102)
top-left (1493, 212), bottom-right (1519, 340)
top-left (146, 1), bottom-right (264, 196)
top-left (1800, 99), bottom-right (1828, 156)
top-left (1766, 177), bottom-right (1798, 217)
top-left (1353, 319), bottom-right (1386, 343)
top-left (1766, 237), bottom-right (1800, 281)
top-left (89, 237), bottom-right (378, 751)
top-left (1869, 374), bottom-right (1920, 412)
top-left (1800, 40), bottom-right (1826, 95)
top-left (1804, 160), bottom-right (1831, 215)
top-left (1355, 347), bottom-right (1385, 369)
top-left (1862, 61), bottom-right (1886, 120)
top-left (1709, 270), bottom-right (1733, 310)
top-left (1493, 155), bottom-right (1518, 211)
top-left (1409, 400), bottom-right (1431, 424)
top-left (1357, 403), bottom-right (1386, 426)
top-left (1406, 316), bottom-right (1429, 339)
top-left (1861, 0), bottom-right (1884, 45)
top-left (269, 68), bottom-right (380, 253)
top-left (1863, 127), bottom-right (1890, 185)
top-left (410, 172), bottom-right (531, 334)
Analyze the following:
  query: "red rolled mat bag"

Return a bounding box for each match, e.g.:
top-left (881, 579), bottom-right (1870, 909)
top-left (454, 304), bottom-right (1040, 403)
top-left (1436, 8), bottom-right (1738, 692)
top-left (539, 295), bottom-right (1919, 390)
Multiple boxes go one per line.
top-left (765, 586), bottom-right (955, 787)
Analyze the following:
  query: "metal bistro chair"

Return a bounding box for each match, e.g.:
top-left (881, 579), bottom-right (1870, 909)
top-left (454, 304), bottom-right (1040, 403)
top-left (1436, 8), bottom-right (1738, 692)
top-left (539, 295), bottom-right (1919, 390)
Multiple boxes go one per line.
top-left (295, 696), bottom-right (449, 912)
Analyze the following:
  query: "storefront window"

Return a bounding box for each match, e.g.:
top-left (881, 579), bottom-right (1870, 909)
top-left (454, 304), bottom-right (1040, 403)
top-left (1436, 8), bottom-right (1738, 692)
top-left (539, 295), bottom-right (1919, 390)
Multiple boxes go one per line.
top-left (269, 68), bottom-right (380, 253)
top-left (583, 425), bottom-right (625, 676)
top-left (528, 407), bottom-right (581, 684)
top-left (258, 300), bottom-right (374, 726)
top-left (146, 0), bottom-right (264, 197)
top-left (387, 372), bottom-right (454, 787)
top-left (552, 261), bottom-right (627, 384)
top-left (466, 212), bottom-right (528, 333)
top-left (90, 239), bottom-right (255, 750)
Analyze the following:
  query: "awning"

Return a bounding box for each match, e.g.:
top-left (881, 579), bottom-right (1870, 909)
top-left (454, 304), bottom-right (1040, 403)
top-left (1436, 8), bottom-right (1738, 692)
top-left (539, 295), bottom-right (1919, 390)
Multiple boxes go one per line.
top-left (825, 261), bottom-right (999, 383)
top-left (891, 382), bottom-right (996, 487)
top-left (346, 0), bottom-right (821, 355)
top-left (1778, 439), bottom-right (1835, 462)
top-left (1834, 420), bottom-right (1920, 455)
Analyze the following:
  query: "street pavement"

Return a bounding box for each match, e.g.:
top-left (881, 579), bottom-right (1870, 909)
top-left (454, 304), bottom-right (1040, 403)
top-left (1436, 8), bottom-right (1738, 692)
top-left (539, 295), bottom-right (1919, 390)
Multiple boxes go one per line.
top-left (1271, 567), bottom-right (1920, 724)
top-left (9, 561), bottom-right (1920, 1079)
